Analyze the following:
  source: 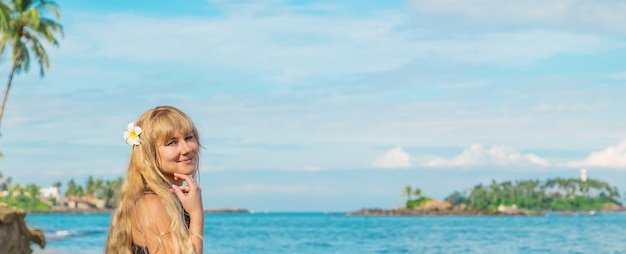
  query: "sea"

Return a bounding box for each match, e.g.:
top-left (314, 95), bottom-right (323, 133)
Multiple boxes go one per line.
top-left (26, 212), bottom-right (626, 254)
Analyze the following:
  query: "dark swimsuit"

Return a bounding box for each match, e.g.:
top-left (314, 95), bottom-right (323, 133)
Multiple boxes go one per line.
top-left (131, 204), bottom-right (191, 253)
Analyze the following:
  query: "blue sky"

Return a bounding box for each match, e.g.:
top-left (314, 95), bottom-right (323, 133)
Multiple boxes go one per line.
top-left (1, 0), bottom-right (626, 211)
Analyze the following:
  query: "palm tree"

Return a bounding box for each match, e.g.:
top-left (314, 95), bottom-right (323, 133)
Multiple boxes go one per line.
top-left (86, 176), bottom-right (104, 198)
top-left (65, 179), bottom-right (77, 197)
top-left (4, 176), bottom-right (12, 192)
top-left (0, 173), bottom-right (5, 191)
top-left (402, 185), bottom-right (413, 200)
top-left (414, 188), bottom-right (422, 199)
top-left (85, 176), bottom-right (95, 196)
top-left (101, 177), bottom-right (124, 208)
top-left (0, 0), bottom-right (63, 127)
top-left (52, 180), bottom-right (61, 190)
top-left (24, 183), bottom-right (39, 197)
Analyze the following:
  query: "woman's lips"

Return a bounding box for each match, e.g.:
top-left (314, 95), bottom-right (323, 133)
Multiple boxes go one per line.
top-left (179, 158), bottom-right (193, 164)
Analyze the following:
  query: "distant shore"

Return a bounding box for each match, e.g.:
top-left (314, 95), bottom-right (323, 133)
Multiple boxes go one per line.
top-left (27, 207), bottom-right (252, 214)
top-left (204, 208), bottom-right (251, 214)
top-left (348, 207), bottom-right (541, 216)
top-left (346, 201), bottom-right (626, 216)
top-left (28, 207), bottom-right (115, 214)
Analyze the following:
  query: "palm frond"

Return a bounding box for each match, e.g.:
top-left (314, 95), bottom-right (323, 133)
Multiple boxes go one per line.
top-left (26, 8), bottom-right (41, 29)
top-left (12, 41), bottom-right (30, 73)
top-left (35, 0), bottom-right (60, 19)
top-left (0, 3), bottom-right (11, 31)
top-left (28, 35), bottom-right (49, 76)
top-left (39, 17), bottom-right (62, 33)
top-left (16, 0), bottom-right (31, 13)
top-left (28, 20), bottom-right (59, 45)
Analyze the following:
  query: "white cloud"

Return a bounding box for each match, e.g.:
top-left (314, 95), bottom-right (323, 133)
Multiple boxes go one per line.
top-left (63, 12), bottom-right (413, 82)
top-left (58, 2), bottom-right (623, 84)
top-left (566, 140), bottom-right (626, 169)
top-left (425, 144), bottom-right (549, 168)
top-left (372, 146), bottom-right (413, 169)
top-left (408, 0), bottom-right (626, 34)
top-left (608, 71), bottom-right (626, 80)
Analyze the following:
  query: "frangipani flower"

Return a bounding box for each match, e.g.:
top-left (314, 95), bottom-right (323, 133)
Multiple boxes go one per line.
top-left (124, 122), bottom-right (142, 146)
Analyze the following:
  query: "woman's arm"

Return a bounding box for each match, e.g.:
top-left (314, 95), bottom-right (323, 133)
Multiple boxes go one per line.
top-left (172, 173), bottom-right (204, 254)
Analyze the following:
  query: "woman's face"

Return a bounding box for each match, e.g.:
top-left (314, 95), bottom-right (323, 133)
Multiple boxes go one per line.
top-left (157, 130), bottom-right (199, 184)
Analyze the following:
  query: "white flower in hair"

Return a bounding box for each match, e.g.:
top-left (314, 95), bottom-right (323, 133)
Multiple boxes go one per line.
top-left (123, 122), bottom-right (142, 146)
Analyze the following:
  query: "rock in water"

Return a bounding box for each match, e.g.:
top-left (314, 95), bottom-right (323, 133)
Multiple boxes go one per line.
top-left (0, 207), bottom-right (45, 253)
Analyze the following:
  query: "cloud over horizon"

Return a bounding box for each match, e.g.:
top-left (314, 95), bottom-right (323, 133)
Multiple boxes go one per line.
top-left (566, 139), bottom-right (626, 169)
top-left (424, 144), bottom-right (550, 168)
top-left (372, 146), bottom-right (413, 169)
top-left (409, 0), bottom-right (626, 34)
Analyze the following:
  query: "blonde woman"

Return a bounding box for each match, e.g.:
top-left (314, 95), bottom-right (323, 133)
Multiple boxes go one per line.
top-left (105, 106), bottom-right (204, 254)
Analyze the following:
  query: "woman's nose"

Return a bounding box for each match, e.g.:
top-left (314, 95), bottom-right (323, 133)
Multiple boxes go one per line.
top-left (180, 140), bottom-right (191, 153)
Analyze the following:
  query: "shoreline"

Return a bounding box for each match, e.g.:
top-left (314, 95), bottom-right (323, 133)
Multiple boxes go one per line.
top-left (346, 201), bottom-right (626, 217)
top-left (346, 207), bottom-right (626, 217)
top-left (26, 207), bottom-right (253, 214)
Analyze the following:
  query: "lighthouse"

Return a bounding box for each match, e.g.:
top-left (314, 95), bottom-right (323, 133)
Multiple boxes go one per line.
top-left (580, 168), bottom-right (587, 182)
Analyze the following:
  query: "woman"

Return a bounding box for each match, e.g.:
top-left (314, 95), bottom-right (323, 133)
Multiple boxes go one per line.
top-left (105, 106), bottom-right (204, 254)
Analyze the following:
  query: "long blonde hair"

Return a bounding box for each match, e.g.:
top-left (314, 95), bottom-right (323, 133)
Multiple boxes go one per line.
top-left (105, 106), bottom-right (201, 254)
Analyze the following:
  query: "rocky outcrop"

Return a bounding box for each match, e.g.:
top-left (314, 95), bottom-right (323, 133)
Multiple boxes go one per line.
top-left (0, 207), bottom-right (45, 254)
top-left (347, 201), bottom-right (542, 216)
top-left (418, 200), bottom-right (453, 211)
top-left (601, 202), bottom-right (626, 212)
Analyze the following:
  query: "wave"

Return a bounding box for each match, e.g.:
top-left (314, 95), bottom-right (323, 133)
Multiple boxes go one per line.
top-left (44, 228), bottom-right (107, 241)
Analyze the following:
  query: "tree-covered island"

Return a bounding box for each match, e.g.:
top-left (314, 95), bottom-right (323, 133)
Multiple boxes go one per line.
top-left (444, 177), bottom-right (620, 212)
top-left (350, 176), bottom-right (624, 216)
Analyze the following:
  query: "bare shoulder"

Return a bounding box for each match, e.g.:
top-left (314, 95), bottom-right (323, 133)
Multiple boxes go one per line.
top-left (131, 193), bottom-right (173, 233)
top-left (134, 193), bottom-right (171, 222)
top-left (142, 193), bottom-right (166, 212)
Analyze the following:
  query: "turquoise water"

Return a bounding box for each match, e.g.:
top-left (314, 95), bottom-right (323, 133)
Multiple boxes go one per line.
top-left (26, 212), bottom-right (626, 253)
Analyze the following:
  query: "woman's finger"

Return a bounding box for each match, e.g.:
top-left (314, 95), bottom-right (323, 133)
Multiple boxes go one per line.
top-left (178, 186), bottom-right (190, 193)
top-left (171, 184), bottom-right (186, 200)
top-left (173, 173), bottom-right (198, 187)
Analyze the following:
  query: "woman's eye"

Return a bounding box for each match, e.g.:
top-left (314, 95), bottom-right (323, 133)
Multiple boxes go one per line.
top-left (185, 135), bottom-right (195, 141)
top-left (166, 140), bottom-right (177, 146)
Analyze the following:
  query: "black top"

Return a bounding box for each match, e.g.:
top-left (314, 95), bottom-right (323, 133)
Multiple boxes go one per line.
top-left (131, 210), bottom-right (191, 254)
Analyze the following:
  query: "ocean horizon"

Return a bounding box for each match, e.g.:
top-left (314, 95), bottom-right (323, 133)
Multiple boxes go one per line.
top-left (27, 211), bottom-right (626, 253)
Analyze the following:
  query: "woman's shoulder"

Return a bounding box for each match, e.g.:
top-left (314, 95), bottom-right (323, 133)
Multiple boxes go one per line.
top-left (131, 192), bottom-right (174, 234)
top-left (141, 192), bottom-right (165, 209)
top-left (132, 192), bottom-right (170, 222)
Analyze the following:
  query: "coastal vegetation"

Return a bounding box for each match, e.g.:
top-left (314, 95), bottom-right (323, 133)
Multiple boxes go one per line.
top-left (402, 185), bottom-right (433, 209)
top-left (439, 177), bottom-right (620, 212)
top-left (0, 170), bottom-right (123, 211)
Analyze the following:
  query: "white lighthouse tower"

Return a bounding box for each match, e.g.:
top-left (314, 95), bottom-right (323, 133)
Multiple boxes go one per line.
top-left (580, 168), bottom-right (587, 182)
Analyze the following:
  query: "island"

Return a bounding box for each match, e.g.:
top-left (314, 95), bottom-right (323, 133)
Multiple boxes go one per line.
top-left (348, 176), bottom-right (625, 216)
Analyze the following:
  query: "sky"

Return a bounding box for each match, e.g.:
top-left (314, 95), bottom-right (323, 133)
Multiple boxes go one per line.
top-left (1, 0), bottom-right (626, 212)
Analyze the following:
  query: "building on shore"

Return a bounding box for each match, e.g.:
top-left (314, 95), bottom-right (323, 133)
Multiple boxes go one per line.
top-left (39, 186), bottom-right (61, 202)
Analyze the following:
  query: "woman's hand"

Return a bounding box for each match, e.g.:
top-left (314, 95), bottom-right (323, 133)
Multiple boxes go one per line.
top-left (171, 173), bottom-right (205, 253)
top-left (171, 173), bottom-right (203, 214)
